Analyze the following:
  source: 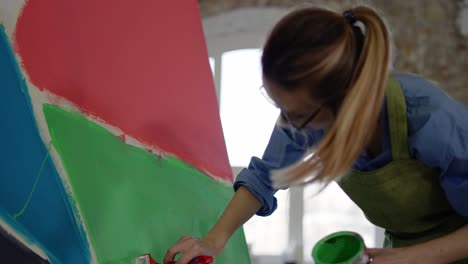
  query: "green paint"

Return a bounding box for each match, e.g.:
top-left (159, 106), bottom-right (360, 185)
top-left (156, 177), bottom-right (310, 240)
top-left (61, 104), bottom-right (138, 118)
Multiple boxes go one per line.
top-left (43, 104), bottom-right (250, 264)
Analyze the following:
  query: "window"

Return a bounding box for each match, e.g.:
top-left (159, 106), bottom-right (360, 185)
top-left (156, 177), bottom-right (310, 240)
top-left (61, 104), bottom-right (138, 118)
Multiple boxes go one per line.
top-left (211, 48), bottom-right (380, 263)
top-left (218, 49), bottom-right (288, 258)
top-left (219, 49), bottom-right (279, 167)
top-left (209, 57), bottom-right (215, 76)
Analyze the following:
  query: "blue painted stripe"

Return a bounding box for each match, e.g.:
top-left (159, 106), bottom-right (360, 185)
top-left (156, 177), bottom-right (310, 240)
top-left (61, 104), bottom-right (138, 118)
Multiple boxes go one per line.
top-left (0, 24), bottom-right (90, 264)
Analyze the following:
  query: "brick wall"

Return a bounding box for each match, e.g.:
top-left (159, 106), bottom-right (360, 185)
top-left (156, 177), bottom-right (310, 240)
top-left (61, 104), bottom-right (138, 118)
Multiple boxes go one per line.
top-left (199, 0), bottom-right (468, 104)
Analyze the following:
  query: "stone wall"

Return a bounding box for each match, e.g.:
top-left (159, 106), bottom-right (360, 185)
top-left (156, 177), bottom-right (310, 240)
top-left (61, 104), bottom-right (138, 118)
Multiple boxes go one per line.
top-left (199, 0), bottom-right (468, 104)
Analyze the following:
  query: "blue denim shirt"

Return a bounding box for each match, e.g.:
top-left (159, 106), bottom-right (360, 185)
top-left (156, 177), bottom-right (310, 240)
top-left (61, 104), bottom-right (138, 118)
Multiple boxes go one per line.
top-left (233, 73), bottom-right (468, 217)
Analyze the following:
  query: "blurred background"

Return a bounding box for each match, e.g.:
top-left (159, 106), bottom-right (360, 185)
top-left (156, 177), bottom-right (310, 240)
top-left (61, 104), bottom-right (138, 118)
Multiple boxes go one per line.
top-left (198, 1), bottom-right (468, 263)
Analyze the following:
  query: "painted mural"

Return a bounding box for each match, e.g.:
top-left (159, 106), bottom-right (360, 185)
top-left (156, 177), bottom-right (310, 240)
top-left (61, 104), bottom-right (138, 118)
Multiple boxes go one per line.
top-left (0, 1), bottom-right (250, 263)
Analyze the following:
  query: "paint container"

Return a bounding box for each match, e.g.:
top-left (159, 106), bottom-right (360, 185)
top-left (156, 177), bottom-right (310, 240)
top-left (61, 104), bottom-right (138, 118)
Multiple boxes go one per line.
top-left (312, 231), bottom-right (370, 264)
top-left (136, 254), bottom-right (158, 264)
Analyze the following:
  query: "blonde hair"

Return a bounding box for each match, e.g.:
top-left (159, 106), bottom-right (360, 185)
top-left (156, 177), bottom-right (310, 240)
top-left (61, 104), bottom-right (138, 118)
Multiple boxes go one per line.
top-left (261, 6), bottom-right (392, 188)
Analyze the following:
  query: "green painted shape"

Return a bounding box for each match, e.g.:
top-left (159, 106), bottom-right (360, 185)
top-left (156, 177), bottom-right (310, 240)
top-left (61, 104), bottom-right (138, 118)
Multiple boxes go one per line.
top-left (43, 104), bottom-right (250, 264)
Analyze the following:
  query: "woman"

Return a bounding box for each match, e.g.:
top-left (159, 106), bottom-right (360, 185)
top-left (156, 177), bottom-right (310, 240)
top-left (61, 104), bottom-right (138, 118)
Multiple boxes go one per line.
top-left (165, 5), bottom-right (468, 264)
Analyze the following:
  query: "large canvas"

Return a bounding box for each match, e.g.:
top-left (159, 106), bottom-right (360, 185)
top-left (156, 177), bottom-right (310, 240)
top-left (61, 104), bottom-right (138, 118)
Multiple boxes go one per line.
top-left (0, 1), bottom-right (250, 263)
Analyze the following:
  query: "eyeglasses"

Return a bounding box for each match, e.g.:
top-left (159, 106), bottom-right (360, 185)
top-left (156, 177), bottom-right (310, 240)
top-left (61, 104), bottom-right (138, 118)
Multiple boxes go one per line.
top-left (260, 85), bottom-right (321, 130)
top-left (280, 107), bottom-right (321, 129)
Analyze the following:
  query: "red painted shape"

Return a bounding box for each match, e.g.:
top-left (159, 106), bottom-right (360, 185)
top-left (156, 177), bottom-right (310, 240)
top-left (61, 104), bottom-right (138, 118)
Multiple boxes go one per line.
top-left (14, 0), bottom-right (232, 181)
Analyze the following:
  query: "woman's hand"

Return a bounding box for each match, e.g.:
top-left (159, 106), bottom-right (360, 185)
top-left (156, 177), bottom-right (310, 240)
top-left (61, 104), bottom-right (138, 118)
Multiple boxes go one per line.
top-left (365, 247), bottom-right (436, 264)
top-left (164, 186), bottom-right (262, 264)
top-left (163, 235), bottom-right (222, 264)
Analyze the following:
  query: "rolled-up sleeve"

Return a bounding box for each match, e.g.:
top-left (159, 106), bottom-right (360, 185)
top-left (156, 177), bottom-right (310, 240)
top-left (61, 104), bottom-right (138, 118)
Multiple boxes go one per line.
top-left (234, 165), bottom-right (277, 216)
top-left (233, 125), bottom-right (315, 216)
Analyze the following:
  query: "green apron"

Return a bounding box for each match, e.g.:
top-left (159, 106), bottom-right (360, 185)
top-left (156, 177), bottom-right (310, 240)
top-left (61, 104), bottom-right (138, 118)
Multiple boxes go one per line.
top-left (338, 77), bottom-right (468, 263)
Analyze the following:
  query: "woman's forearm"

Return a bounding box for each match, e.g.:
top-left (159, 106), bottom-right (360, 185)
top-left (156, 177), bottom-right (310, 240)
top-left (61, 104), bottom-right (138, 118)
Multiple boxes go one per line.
top-left (203, 186), bottom-right (262, 250)
top-left (413, 224), bottom-right (468, 263)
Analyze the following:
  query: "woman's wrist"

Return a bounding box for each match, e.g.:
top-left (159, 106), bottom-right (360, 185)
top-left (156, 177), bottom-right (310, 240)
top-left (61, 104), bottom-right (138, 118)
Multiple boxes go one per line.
top-left (203, 229), bottom-right (230, 252)
top-left (200, 186), bottom-right (262, 255)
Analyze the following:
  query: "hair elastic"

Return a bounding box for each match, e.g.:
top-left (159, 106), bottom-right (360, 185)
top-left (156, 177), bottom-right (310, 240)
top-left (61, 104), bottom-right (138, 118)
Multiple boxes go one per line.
top-left (343, 9), bottom-right (357, 25)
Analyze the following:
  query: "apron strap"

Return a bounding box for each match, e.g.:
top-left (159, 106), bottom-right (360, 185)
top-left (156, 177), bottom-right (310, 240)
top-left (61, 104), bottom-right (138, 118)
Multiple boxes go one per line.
top-left (386, 76), bottom-right (410, 160)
